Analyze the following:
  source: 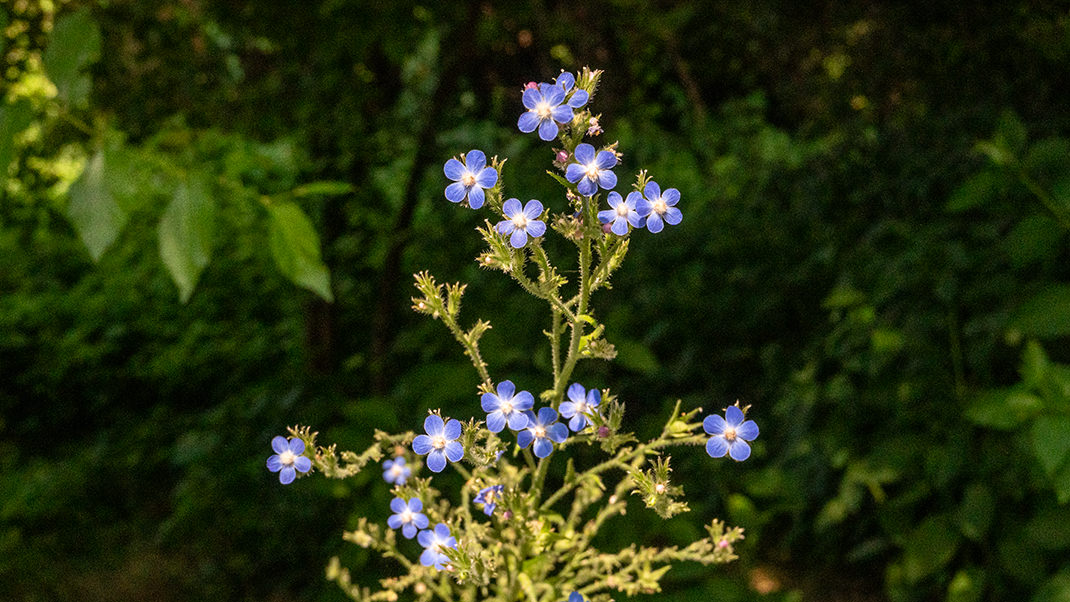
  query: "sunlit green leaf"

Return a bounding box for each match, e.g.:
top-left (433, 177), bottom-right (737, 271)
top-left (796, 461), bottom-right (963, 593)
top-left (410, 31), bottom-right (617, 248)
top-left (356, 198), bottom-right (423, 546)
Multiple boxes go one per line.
top-left (1010, 285), bottom-right (1070, 338)
top-left (42, 8), bottom-right (102, 106)
top-left (965, 387), bottom-right (1043, 430)
top-left (267, 201), bottom-right (333, 301)
top-left (901, 514), bottom-right (960, 582)
top-left (66, 151), bottom-right (127, 261)
top-left (158, 176), bottom-right (215, 303)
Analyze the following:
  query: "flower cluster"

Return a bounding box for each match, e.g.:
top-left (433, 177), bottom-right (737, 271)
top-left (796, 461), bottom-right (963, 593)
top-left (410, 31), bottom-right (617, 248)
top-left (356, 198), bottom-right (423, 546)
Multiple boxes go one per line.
top-left (270, 67), bottom-right (758, 602)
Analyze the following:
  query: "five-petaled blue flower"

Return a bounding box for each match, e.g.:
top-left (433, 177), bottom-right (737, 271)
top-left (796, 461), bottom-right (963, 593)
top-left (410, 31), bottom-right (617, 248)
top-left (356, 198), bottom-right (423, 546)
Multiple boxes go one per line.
top-left (496, 199), bottom-right (546, 249)
top-left (634, 181), bottom-right (682, 233)
top-left (444, 149), bottom-right (498, 209)
top-left (412, 414), bottom-right (464, 473)
top-left (518, 83), bottom-right (574, 141)
top-left (474, 485), bottom-right (504, 516)
top-left (517, 407), bottom-right (569, 458)
top-left (567, 592), bottom-right (587, 602)
top-left (418, 523), bottom-right (457, 570)
top-left (704, 405), bottom-right (759, 461)
top-left (382, 456), bottom-right (411, 485)
top-left (387, 496), bottom-right (429, 539)
top-left (597, 191), bottom-right (644, 236)
top-left (554, 72), bottom-right (590, 109)
top-left (559, 383), bottom-right (602, 432)
top-left (565, 143), bottom-right (617, 196)
top-left (267, 436), bottom-right (313, 485)
top-left (481, 380), bottom-right (534, 433)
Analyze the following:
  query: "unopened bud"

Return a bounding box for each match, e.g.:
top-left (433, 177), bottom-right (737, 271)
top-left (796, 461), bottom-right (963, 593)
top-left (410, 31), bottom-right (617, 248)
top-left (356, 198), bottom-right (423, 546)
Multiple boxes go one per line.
top-left (655, 483), bottom-right (666, 494)
top-left (556, 150), bottom-right (569, 163)
top-left (524, 81), bottom-right (539, 90)
top-left (597, 425), bottom-right (610, 438)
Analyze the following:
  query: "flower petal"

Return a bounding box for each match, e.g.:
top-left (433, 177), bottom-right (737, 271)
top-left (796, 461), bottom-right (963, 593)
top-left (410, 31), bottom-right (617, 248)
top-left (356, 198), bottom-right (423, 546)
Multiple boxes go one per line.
top-left (728, 439), bottom-right (752, 461)
top-left (560, 401), bottom-right (578, 418)
top-left (634, 198), bottom-right (652, 217)
top-left (466, 150), bottom-right (486, 172)
top-left (496, 220), bottom-right (515, 235)
top-left (486, 411), bottom-right (507, 433)
top-left (537, 407), bottom-right (558, 424)
top-left (611, 217), bottom-right (628, 236)
top-left (597, 169), bottom-right (617, 190)
top-left (426, 450), bottom-right (446, 473)
top-left (444, 158), bottom-right (465, 181)
top-left (706, 436), bottom-right (729, 458)
top-left (390, 497), bottom-right (407, 513)
top-left (497, 380), bottom-right (516, 398)
top-left (475, 167), bottom-right (498, 188)
top-left (443, 418), bottom-right (462, 440)
top-left (524, 200), bottom-right (544, 219)
top-left (551, 105), bottom-right (574, 123)
top-left (533, 438), bottom-right (554, 458)
top-left (565, 163), bottom-right (586, 183)
top-left (419, 548), bottom-right (437, 567)
top-left (434, 523), bottom-right (451, 539)
top-left (288, 438), bottom-right (305, 455)
top-left (556, 72), bottom-right (575, 90)
top-left (577, 178), bottom-right (597, 197)
top-left (736, 420), bottom-right (759, 441)
top-left (518, 111), bottom-right (540, 133)
top-left (568, 89), bottom-right (589, 108)
top-left (663, 206), bottom-right (682, 225)
top-left (644, 180), bottom-right (662, 200)
top-left (412, 434), bottom-right (433, 455)
top-left (444, 441), bottom-right (464, 462)
top-left (517, 429), bottom-right (534, 449)
top-left (725, 406), bottom-right (744, 427)
top-left (388, 515), bottom-right (404, 529)
top-left (409, 498), bottom-right (423, 512)
top-left (279, 466), bottom-right (297, 484)
top-left (538, 118), bottom-right (558, 141)
top-left (513, 390), bottom-right (535, 410)
top-left (424, 414), bottom-right (445, 436)
top-left (467, 185), bottom-right (485, 209)
top-left (526, 220), bottom-right (546, 238)
top-left (574, 143), bottom-right (595, 164)
top-left (266, 455), bottom-right (282, 472)
top-left (542, 83), bottom-right (565, 106)
top-left (646, 212), bottom-right (664, 233)
top-left (595, 150), bottom-right (617, 170)
top-left (522, 88), bottom-right (542, 110)
top-left (510, 228), bottom-right (528, 248)
top-left (597, 209), bottom-right (616, 224)
top-left (445, 181), bottom-right (468, 203)
top-left (587, 389), bottom-right (601, 407)
top-left (549, 423), bottom-right (570, 442)
top-left (502, 198), bottom-right (522, 218)
top-left (413, 513), bottom-right (429, 529)
top-left (481, 392), bottom-right (501, 412)
top-left (568, 414), bottom-right (587, 432)
top-left (294, 456), bottom-right (312, 473)
top-left (417, 529), bottom-right (435, 547)
top-left (402, 523), bottom-right (418, 539)
top-left (703, 414), bottom-right (727, 435)
top-left (662, 187), bottom-right (681, 205)
top-left (271, 436), bottom-right (289, 454)
top-left (507, 412), bottom-right (529, 430)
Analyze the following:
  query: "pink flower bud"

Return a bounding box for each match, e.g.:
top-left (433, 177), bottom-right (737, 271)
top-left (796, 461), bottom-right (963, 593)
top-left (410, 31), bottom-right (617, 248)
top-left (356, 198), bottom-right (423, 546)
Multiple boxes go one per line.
top-left (524, 81), bottom-right (539, 90)
top-left (556, 150), bottom-right (569, 163)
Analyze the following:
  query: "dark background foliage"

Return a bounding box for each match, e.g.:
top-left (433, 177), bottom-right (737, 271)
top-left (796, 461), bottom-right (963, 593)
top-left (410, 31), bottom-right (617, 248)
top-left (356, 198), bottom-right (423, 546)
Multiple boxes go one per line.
top-left (3, 1), bottom-right (1070, 601)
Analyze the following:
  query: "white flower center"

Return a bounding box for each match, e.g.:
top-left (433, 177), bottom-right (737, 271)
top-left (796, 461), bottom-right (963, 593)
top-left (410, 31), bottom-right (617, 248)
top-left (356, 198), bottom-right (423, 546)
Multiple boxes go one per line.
top-left (461, 171), bottom-right (476, 187)
top-left (576, 401), bottom-right (587, 413)
top-left (585, 162), bottom-right (601, 180)
top-left (512, 213), bottom-right (529, 230)
top-left (390, 465), bottom-right (404, 477)
top-left (533, 426), bottom-right (547, 439)
top-left (432, 435), bottom-right (447, 450)
top-left (535, 101), bottom-right (552, 119)
top-left (400, 508), bottom-right (414, 524)
top-left (652, 198), bottom-right (668, 215)
top-left (723, 426), bottom-right (737, 442)
top-left (615, 204), bottom-right (629, 217)
top-left (278, 451), bottom-right (297, 466)
top-left (500, 400), bottom-right (514, 414)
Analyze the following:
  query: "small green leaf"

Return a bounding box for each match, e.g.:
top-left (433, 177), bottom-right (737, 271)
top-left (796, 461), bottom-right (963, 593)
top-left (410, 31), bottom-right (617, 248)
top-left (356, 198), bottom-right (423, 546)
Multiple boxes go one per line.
top-left (901, 514), bottom-right (960, 582)
top-left (1006, 214), bottom-right (1063, 268)
top-left (975, 140), bottom-right (1014, 166)
top-left (947, 568), bottom-right (985, 602)
top-left (994, 110), bottom-right (1028, 156)
top-left (957, 482), bottom-right (994, 542)
top-left (1009, 285), bottom-right (1070, 338)
top-left (43, 8), bottom-right (102, 106)
top-left (1021, 340), bottom-right (1051, 389)
top-left (0, 100), bottom-right (34, 177)
top-left (1032, 415), bottom-right (1070, 478)
top-left (965, 387), bottom-right (1043, 430)
top-left (267, 201), bottom-right (333, 301)
top-left (67, 151), bottom-right (127, 261)
top-left (291, 181), bottom-right (354, 197)
top-left (158, 176), bottom-right (215, 303)
top-left (545, 170), bottom-right (573, 188)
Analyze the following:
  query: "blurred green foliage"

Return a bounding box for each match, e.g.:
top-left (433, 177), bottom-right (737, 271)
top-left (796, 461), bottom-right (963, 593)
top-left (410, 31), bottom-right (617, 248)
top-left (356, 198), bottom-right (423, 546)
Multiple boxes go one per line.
top-left (3, 1), bottom-right (1070, 601)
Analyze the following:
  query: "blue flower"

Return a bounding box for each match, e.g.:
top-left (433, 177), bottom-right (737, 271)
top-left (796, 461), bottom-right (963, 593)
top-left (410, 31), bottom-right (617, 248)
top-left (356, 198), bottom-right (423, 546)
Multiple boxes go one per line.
top-left (474, 485), bottom-right (505, 516)
top-left (412, 415), bottom-right (464, 473)
top-left (444, 149), bottom-right (498, 209)
top-left (559, 383), bottom-right (602, 432)
top-left (568, 593), bottom-right (587, 602)
top-left (554, 72), bottom-right (590, 109)
top-left (382, 457), bottom-right (411, 485)
top-left (517, 407), bottom-right (569, 458)
top-left (496, 199), bottom-right (546, 249)
top-left (266, 436), bottom-right (313, 485)
top-left (518, 83), bottom-right (574, 141)
top-left (704, 405), bottom-right (759, 461)
top-left (597, 191), bottom-right (644, 235)
top-left (418, 523), bottom-right (457, 570)
top-left (387, 496), bottom-right (429, 539)
top-left (481, 380), bottom-right (534, 433)
top-left (634, 181), bottom-right (682, 233)
top-left (565, 143), bottom-right (617, 196)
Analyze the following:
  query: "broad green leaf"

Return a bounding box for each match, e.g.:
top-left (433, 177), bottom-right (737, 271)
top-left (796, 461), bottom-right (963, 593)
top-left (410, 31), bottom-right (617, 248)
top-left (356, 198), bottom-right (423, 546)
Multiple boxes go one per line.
top-left (1006, 214), bottom-right (1063, 268)
top-left (957, 482), bottom-right (994, 542)
top-left (291, 181), bottom-right (354, 198)
top-left (965, 387), bottom-right (1043, 430)
top-left (946, 170), bottom-right (1003, 213)
top-left (158, 176), bottom-right (215, 303)
top-left (42, 8), bottom-right (102, 106)
top-left (901, 514), bottom-right (960, 582)
top-left (1033, 573), bottom-right (1070, 602)
top-left (1032, 415), bottom-right (1070, 478)
top-left (67, 151), bottom-right (127, 261)
top-left (267, 201), bottom-right (333, 301)
top-left (1009, 285), bottom-right (1070, 338)
top-left (0, 100), bottom-right (34, 178)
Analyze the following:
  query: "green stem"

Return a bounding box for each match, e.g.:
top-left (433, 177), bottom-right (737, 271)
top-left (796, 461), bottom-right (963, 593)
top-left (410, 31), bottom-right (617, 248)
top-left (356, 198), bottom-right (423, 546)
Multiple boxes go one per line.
top-left (440, 312), bottom-right (493, 388)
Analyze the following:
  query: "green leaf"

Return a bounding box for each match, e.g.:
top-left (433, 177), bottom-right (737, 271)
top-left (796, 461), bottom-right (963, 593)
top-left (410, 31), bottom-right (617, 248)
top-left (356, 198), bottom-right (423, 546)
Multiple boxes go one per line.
top-left (42, 8), bottom-right (102, 106)
top-left (1021, 340), bottom-right (1051, 389)
top-left (290, 181), bottom-right (354, 198)
top-left (957, 482), bottom-right (994, 542)
top-left (267, 201), bottom-right (333, 301)
top-left (975, 140), bottom-right (1014, 166)
top-left (965, 387), bottom-right (1043, 430)
top-left (1006, 214), bottom-right (1063, 268)
top-left (0, 100), bottom-right (34, 178)
top-left (158, 176), bottom-right (215, 303)
top-left (1009, 285), bottom-right (1070, 338)
top-left (901, 514), bottom-right (960, 582)
top-left (995, 109), bottom-right (1027, 156)
top-left (66, 151), bottom-right (127, 261)
top-left (1032, 415), bottom-right (1070, 478)
top-left (1033, 573), bottom-right (1070, 602)
top-left (946, 170), bottom-right (1002, 213)
top-left (947, 568), bottom-right (985, 602)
